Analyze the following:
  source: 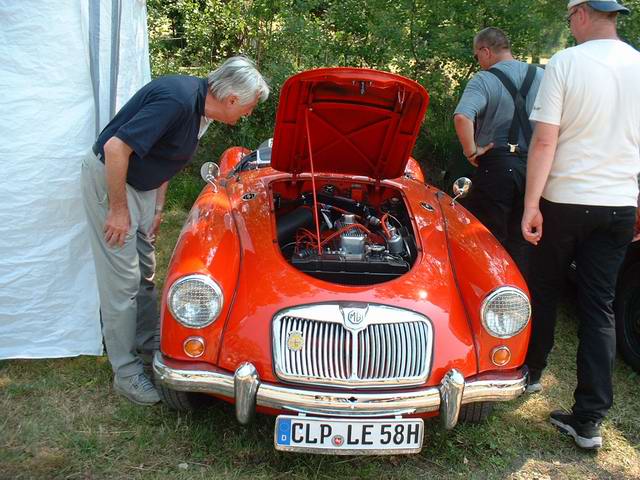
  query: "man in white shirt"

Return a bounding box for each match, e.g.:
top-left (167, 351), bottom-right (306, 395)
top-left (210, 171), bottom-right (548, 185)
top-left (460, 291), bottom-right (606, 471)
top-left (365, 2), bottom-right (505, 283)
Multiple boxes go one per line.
top-left (521, 0), bottom-right (640, 450)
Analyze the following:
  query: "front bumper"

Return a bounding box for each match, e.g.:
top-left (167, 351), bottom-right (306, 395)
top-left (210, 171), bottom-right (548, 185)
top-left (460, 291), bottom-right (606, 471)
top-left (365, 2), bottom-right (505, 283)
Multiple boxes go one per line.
top-left (153, 353), bottom-right (527, 429)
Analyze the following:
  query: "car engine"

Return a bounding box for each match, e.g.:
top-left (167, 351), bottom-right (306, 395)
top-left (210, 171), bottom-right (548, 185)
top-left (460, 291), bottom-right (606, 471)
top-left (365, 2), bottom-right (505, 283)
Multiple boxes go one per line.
top-left (276, 186), bottom-right (417, 285)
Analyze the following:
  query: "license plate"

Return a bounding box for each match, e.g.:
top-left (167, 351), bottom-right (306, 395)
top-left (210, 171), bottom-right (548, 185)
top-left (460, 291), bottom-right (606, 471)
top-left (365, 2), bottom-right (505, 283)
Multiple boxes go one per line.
top-left (274, 415), bottom-right (424, 455)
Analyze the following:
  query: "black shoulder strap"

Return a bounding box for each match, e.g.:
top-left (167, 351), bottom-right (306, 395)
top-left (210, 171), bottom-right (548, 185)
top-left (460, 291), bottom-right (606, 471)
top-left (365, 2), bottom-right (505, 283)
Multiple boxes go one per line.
top-left (520, 64), bottom-right (537, 98)
top-left (488, 64), bottom-right (537, 152)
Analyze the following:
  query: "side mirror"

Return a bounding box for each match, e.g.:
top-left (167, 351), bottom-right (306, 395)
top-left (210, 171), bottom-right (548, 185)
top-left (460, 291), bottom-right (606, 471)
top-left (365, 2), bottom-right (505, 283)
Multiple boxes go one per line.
top-left (200, 162), bottom-right (220, 192)
top-left (451, 177), bottom-right (472, 206)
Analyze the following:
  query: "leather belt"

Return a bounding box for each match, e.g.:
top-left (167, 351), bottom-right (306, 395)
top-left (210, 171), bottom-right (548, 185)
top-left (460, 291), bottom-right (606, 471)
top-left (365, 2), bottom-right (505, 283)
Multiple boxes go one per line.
top-left (479, 147), bottom-right (527, 162)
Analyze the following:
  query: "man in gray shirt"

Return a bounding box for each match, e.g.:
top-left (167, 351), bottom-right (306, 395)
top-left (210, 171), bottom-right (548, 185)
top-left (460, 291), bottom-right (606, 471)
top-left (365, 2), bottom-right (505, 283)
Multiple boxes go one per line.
top-left (454, 27), bottom-right (544, 278)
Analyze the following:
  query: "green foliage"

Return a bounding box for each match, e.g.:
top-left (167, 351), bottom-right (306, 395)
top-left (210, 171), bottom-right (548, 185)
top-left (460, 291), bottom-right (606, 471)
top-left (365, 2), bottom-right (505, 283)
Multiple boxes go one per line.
top-left (147, 0), bottom-right (640, 201)
top-left (619, 0), bottom-right (640, 48)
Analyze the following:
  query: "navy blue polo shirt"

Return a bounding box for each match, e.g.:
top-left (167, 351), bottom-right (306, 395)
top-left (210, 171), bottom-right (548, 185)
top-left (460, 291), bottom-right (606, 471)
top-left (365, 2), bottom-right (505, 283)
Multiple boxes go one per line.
top-left (95, 75), bottom-right (208, 191)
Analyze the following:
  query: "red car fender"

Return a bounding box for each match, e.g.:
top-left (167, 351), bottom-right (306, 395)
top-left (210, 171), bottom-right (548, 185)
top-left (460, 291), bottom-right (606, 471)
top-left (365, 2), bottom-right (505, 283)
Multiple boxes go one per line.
top-left (435, 193), bottom-right (531, 373)
top-left (218, 146), bottom-right (251, 177)
top-left (160, 185), bottom-right (241, 363)
top-left (403, 156), bottom-right (425, 183)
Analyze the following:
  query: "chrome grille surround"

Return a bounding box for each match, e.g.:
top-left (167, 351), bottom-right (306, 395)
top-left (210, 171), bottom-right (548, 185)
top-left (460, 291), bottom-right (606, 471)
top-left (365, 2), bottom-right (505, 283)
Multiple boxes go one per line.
top-left (273, 303), bottom-right (433, 389)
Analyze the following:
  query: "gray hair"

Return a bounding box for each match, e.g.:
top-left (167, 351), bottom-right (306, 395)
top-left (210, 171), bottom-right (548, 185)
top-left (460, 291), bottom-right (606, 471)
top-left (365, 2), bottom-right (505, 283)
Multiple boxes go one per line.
top-left (207, 56), bottom-right (270, 105)
top-left (474, 27), bottom-right (511, 53)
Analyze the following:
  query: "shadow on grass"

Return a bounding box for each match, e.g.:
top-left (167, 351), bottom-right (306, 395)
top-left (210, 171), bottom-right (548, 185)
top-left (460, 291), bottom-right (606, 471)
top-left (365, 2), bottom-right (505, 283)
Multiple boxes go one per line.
top-left (127, 393), bottom-right (638, 480)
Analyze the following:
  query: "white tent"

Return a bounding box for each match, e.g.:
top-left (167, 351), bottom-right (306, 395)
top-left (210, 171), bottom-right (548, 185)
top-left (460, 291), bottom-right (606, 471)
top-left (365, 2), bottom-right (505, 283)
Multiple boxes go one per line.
top-left (0, 0), bottom-right (151, 358)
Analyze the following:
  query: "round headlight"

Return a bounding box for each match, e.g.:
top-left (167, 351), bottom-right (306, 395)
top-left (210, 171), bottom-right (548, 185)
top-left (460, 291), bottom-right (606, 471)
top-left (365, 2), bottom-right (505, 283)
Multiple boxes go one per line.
top-left (168, 274), bottom-right (223, 328)
top-left (481, 287), bottom-right (530, 338)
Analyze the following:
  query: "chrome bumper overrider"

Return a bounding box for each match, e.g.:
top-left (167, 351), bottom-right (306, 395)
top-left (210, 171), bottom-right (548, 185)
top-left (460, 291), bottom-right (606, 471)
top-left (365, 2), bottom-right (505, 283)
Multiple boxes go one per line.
top-left (153, 352), bottom-right (527, 430)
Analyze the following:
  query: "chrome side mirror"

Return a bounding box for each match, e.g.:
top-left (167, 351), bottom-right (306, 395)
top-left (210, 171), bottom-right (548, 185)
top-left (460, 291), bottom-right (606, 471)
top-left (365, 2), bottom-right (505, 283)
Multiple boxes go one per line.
top-left (200, 162), bottom-right (220, 192)
top-left (451, 177), bottom-right (472, 206)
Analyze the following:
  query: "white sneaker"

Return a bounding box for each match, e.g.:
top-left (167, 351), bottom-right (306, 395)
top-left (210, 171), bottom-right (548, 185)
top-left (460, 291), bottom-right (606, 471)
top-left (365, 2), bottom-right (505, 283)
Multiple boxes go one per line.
top-left (113, 372), bottom-right (160, 405)
top-left (525, 369), bottom-right (543, 394)
top-left (525, 381), bottom-right (543, 394)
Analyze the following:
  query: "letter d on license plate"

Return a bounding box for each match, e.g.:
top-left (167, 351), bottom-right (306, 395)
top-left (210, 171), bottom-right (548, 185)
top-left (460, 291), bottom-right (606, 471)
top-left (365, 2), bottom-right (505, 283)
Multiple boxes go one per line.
top-left (274, 416), bottom-right (424, 455)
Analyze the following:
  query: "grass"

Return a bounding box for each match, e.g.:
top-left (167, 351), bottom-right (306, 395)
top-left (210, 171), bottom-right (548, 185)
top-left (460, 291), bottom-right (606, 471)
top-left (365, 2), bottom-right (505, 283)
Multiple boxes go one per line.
top-left (2, 204), bottom-right (640, 480)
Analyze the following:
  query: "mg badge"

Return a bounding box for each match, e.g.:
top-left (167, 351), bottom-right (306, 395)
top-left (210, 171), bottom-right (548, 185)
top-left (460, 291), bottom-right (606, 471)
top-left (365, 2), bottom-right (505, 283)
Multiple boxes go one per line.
top-left (341, 304), bottom-right (369, 330)
top-left (286, 331), bottom-right (304, 352)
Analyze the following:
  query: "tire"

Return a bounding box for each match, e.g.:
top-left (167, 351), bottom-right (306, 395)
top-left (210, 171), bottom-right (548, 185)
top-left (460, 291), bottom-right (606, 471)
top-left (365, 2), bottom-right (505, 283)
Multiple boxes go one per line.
top-left (458, 402), bottom-right (493, 423)
top-left (157, 384), bottom-right (213, 411)
top-left (615, 261), bottom-right (640, 372)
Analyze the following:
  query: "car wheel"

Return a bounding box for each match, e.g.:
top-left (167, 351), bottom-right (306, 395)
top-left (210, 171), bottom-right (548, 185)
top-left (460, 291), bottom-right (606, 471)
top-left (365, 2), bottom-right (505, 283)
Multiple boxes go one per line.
top-left (615, 262), bottom-right (640, 372)
top-left (458, 402), bottom-right (493, 423)
top-left (157, 384), bottom-right (213, 411)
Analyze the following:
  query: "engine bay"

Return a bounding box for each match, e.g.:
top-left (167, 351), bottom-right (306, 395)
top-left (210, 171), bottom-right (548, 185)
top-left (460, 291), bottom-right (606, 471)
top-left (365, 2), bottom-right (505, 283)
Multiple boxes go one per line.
top-left (271, 179), bottom-right (418, 285)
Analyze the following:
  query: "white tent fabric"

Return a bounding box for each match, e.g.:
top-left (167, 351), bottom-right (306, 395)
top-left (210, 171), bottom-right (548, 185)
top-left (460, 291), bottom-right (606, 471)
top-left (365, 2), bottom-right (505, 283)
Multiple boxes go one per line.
top-left (0, 0), bottom-right (151, 359)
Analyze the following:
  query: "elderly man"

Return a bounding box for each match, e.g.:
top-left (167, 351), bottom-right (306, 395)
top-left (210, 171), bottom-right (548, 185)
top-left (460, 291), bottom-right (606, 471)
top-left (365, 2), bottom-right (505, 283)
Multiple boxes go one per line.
top-left (454, 27), bottom-right (544, 279)
top-left (81, 56), bottom-right (269, 405)
top-left (522, 0), bottom-right (640, 449)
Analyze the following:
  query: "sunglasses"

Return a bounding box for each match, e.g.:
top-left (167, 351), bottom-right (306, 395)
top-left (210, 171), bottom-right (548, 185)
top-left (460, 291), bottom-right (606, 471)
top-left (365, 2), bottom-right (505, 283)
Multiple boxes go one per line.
top-left (566, 9), bottom-right (578, 26)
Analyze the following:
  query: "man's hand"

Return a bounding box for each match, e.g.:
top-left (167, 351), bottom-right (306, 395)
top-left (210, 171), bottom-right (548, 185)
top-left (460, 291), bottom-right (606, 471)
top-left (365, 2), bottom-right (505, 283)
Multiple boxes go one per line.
top-left (454, 114), bottom-right (493, 167)
top-left (104, 207), bottom-right (131, 247)
top-left (466, 142), bottom-right (494, 167)
top-left (521, 122), bottom-right (559, 246)
top-left (102, 136), bottom-right (134, 248)
top-left (522, 205), bottom-right (543, 245)
top-left (149, 211), bottom-right (162, 243)
top-left (149, 182), bottom-right (168, 243)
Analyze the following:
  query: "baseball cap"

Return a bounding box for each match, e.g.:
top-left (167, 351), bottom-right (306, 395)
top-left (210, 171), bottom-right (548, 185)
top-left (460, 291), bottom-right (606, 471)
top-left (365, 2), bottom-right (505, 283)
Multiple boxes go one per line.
top-left (567, 0), bottom-right (630, 14)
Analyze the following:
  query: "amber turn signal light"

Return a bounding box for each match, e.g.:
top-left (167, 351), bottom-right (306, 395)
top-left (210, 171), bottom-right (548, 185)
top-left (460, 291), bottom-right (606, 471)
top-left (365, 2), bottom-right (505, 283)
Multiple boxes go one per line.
top-left (183, 336), bottom-right (205, 358)
top-left (491, 346), bottom-right (511, 366)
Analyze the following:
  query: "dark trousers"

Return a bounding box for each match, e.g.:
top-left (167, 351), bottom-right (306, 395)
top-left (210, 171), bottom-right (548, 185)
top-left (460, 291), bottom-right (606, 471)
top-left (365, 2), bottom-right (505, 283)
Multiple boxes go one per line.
top-left (462, 153), bottom-right (531, 279)
top-left (525, 198), bottom-right (636, 422)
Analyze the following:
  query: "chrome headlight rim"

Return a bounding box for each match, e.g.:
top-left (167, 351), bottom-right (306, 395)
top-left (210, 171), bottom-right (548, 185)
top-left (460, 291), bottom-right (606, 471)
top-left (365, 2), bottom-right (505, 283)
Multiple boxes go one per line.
top-left (167, 274), bottom-right (223, 329)
top-left (480, 286), bottom-right (531, 339)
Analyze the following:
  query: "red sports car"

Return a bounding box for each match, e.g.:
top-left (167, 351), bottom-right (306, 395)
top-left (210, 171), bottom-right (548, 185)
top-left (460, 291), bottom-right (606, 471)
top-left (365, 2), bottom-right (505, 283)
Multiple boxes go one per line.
top-left (153, 68), bottom-right (531, 455)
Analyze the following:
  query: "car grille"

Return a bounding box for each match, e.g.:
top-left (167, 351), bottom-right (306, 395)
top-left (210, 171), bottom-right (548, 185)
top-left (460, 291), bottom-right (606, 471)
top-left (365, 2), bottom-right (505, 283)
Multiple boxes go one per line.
top-left (272, 304), bottom-right (433, 388)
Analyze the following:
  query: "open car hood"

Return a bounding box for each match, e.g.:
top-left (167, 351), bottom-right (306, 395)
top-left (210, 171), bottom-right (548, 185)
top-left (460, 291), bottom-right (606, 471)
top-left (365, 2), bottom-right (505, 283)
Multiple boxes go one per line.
top-left (271, 68), bottom-right (430, 180)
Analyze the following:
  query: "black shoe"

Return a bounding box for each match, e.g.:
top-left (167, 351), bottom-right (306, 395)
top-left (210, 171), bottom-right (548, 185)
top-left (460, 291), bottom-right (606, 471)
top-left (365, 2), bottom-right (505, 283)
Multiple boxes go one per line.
top-left (549, 410), bottom-right (602, 450)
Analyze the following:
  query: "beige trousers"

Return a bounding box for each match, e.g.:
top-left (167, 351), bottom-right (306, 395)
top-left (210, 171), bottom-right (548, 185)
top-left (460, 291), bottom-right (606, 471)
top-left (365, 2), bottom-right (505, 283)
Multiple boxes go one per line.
top-left (80, 150), bottom-right (159, 378)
